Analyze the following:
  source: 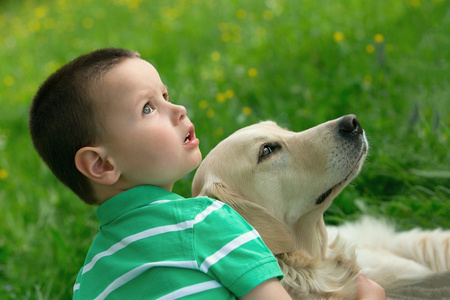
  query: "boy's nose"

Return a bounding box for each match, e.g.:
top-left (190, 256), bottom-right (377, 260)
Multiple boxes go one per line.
top-left (172, 104), bottom-right (187, 124)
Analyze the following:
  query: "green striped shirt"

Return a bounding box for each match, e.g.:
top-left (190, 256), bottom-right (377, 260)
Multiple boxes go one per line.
top-left (73, 185), bottom-right (283, 299)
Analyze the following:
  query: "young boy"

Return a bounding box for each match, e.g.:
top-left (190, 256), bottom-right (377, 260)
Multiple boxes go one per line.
top-left (29, 48), bottom-right (291, 299)
top-left (29, 48), bottom-right (384, 300)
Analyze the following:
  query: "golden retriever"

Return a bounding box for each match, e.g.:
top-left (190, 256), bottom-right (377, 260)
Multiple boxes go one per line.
top-left (192, 115), bottom-right (450, 299)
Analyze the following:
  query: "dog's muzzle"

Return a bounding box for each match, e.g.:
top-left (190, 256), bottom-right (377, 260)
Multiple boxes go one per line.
top-left (315, 115), bottom-right (367, 205)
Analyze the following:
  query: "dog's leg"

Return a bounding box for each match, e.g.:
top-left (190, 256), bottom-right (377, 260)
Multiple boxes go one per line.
top-left (356, 247), bottom-right (435, 289)
top-left (327, 218), bottom-right (448, 289)
top-left (384, 228), bottom-right (450, 273)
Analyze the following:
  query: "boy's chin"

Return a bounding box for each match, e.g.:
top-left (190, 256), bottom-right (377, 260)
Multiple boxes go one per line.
top-left (192, 160), bottom-right (202, 172)
top-left (194, 152), bottom-right (203, 168)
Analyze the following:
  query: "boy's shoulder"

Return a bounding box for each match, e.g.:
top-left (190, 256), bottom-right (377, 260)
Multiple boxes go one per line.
top-left (97, 185), bottom-right (226, 225)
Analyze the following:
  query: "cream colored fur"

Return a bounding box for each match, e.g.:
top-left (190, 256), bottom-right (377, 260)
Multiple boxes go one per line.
top-left (192, 116), bottom-right (450, 299)
top-left (327, 217), bottom-right (450, 288)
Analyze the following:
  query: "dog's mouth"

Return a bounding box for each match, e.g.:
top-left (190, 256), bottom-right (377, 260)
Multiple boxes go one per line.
top-left (315, 188), bottom-right (333, 205)
top-left (315, 142), bottom-right (367, 205)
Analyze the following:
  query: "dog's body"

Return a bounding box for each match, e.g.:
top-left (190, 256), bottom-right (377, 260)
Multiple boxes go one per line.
top-left (192, 115), bottom-right (450, 299)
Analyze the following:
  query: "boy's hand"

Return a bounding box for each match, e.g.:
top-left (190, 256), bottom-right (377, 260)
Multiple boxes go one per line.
top-left (356, 271), bottom-right (386, 300)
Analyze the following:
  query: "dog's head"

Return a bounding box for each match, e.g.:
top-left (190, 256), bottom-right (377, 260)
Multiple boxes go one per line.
top-left (192, 115), bottom-right (368, 255)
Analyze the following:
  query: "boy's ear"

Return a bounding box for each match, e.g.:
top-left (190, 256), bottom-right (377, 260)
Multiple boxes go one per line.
top-left (75, 146), bottom-right (121, 185)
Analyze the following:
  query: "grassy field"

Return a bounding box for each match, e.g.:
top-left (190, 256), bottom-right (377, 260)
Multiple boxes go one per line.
top-left (0, 0), bottom-right (449, 298)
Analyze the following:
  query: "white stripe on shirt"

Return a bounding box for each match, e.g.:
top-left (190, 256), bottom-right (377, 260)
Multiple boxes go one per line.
top-left (149, 200), bottom-right (172, 205)
top-left (94, 260), bottom-right (199, 300)
top-left (200, 229), bottom-right (261, 273)
top-left (82, 201), bottom-right (224, 275)
top-left (194, 200), bottom-right (224, 223)
top-left (156, 280), bottom-right (223, 300)
top-left (82, 220), bottom-right (194, 274)
top-left (73, 283), bottom-right (80, 292)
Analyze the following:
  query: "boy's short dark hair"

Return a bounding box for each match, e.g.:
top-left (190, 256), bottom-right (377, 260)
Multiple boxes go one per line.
top-left (29, 48), bottom-right (140, 204)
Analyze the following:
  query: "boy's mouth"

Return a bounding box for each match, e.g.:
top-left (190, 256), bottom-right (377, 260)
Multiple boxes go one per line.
top-left (183, 132), bottom-right (191, 144)
top-left (183, 125), bottom-right (195, 145)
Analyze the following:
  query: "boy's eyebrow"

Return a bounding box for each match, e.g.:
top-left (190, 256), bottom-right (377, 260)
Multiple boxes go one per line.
top-left (135, 84), bottom-right (169, 107)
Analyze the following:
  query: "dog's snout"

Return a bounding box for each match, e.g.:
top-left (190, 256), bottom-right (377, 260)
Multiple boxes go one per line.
top-left (339, 114), bottom-right (362, 135)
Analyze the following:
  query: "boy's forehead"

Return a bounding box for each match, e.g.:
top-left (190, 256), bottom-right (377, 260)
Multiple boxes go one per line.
top-left (110, 58), bottom-right (159, 81)
top-left (101, 58), bottom-right (164, 94)
top-left (93, 58), bottom-right (163, 116)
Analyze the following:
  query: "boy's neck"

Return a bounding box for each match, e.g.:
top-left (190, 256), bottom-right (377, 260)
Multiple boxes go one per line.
top-left (92, 181), bottom-right (175, 205)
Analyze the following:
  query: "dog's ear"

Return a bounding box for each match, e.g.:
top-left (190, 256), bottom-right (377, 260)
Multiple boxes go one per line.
top-left (205, 181), bottom-right (296, 255)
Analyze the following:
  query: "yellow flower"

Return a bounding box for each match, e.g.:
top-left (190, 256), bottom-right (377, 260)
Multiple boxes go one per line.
top-left (236, 9), bottom-right (247, 19)
top-left (210, 51), bottom-right (220, 62)
top-left (233, 35), bottom-right (242, 43)
top-left (3, 76), bottom-right (14, 87)
top-left (225, 90), bottom-right (234, 99)
top-left (160, 7), bottom-right (180, 20)
top-left (218, 22), bottom-right (229, 32)
top-left (45, 61), bottom-right (62, 73)
top-left (363, 75), bottom-right (373, 83)
top-left (231, 25), bottom-right (242, 43)
top-left (214, 66), bottom-right (225, 81)
top-left (362, 75), bottom-right (372, 90)
top-left (82, 17), bottom-right (94, 29)
top-left (206, 108), bottom-right (215, 119)
top-left (216, 93), bottom-right (226, 103)
top-left (214, 127), bottom-right (224, 137)
top-left (242, 106), bottom-right (252, 116)
top-left (198, 100), bottom-right (208, 109)
top-left (0, 169), bottom-right (8, 180)
top-left (256, 26), bottom-right (266, 37)
top-left (221, 32), bottom-right (232, 42)
top-left (263, 10), bottom-right (274, 20)
top-left (374, 34), bottom-right (384, 43)
top-left (333, 31), bottom-right (344, 43)
top-left (28, 19), bottom-right (41, 32)
top-left (365, 44), bottom-right (375, 54)
top-left (34, 6), bottom-right (48, 19)
top-left (127, 0), bottom-right (142, 9)
top-left (407, 0), bottom-right (421, 7)
top-left (247, 68), bottom-right (258, 77)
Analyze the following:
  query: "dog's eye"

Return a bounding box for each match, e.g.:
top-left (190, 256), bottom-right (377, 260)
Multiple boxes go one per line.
top-left (258, 143), bottom-right (280, 162)
top-left (261, 146), bottom-right (273, 157)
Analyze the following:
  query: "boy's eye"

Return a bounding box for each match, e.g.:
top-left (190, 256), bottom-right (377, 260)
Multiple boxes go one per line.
top-left (163, 93), bottom-right (169, 102)
top-left (143, 104), bottom-right (153, 115)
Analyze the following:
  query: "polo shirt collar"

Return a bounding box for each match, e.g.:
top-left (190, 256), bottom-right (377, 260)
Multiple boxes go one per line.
top-left (96, 185), bottom-right (184, 227)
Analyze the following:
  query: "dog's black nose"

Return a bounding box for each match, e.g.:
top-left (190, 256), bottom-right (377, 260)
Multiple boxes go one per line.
top-left (339, 114), bottom-right (363, 135)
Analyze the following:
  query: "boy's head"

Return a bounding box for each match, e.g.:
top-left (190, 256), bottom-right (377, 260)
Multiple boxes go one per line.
top-left (29, 48), bottom-right (201, 205)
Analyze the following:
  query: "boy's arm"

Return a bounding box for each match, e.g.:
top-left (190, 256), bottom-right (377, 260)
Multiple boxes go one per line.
top-left (239, 278), bottom-right (292, 300)
top-left (240, 272), bottom-right (386, 300)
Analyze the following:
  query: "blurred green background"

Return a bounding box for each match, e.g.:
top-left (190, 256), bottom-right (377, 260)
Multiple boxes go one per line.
top-left (0, 0), bottom-right (449, 298)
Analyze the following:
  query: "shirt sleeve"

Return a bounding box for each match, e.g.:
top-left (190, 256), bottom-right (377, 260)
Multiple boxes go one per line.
top-left (192, 198), bottom-right (284, 297)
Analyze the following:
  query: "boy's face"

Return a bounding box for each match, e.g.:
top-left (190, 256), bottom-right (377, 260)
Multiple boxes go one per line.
top-left (96, 58), bottom-right (202, 191)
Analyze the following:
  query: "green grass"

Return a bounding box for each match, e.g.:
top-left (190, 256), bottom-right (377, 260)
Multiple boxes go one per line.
top-left (0, 0), bottom-right (449, 298)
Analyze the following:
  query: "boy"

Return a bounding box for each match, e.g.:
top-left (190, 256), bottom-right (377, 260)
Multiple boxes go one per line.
top-left (29, 48), bottom-right (384, 300)
top-left (29, 48), bottom-right (291, 299)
